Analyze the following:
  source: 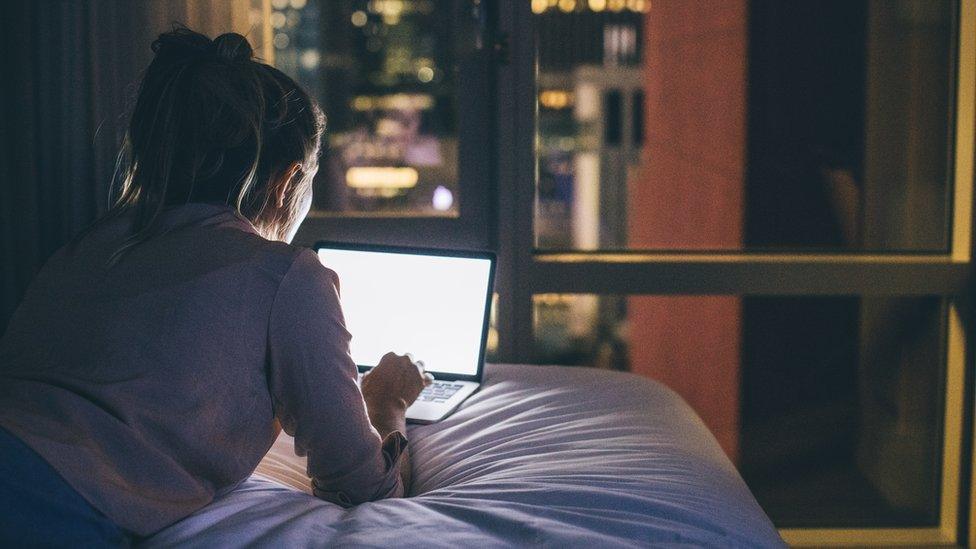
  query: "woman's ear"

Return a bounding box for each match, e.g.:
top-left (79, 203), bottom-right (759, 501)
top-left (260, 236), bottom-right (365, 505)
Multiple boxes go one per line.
top-left (272, 162), bottom-right (302, 208)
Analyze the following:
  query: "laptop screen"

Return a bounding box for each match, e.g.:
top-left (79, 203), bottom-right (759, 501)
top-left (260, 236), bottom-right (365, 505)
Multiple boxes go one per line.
top-left (316, 246), bottom-right (493, 378)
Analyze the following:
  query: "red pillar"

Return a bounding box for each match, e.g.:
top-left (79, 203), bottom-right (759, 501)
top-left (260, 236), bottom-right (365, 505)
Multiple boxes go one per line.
top-left (627, 1), bottom-right (747, 460)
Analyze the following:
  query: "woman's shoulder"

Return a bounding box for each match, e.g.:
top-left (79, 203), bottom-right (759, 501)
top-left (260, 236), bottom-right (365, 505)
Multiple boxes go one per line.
top-left (276, 246), bottom-right (339, 290)
top-left (226, 234), bottom-right (338, 293)
top-left (226, 234), bottom-right (314, 281)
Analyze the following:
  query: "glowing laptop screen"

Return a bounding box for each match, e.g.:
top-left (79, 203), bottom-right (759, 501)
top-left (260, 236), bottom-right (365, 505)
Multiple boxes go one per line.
top-left (316, 247), bottom-right (492, 377)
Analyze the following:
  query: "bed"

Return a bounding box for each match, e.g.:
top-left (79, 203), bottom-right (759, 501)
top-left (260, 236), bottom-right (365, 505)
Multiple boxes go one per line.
top-left (143, 364), bottom-right (785, 548)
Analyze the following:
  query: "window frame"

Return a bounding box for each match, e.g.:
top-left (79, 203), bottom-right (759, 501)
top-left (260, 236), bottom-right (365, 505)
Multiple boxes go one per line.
top-left (493, 0), bottom-right (976, 545)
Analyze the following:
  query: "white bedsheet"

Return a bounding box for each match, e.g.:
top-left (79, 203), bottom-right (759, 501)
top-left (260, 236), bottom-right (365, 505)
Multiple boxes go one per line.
top-left (144, 364), bottom-right (784, 548)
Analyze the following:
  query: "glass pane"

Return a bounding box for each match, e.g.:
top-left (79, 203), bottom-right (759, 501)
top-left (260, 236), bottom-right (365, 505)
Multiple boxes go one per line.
top-left (533, 0), bottom-right (956, 251)
top-left (273, 0), bottom-right (462, 216)
top-left (532, 293), bottom-right (946, 527)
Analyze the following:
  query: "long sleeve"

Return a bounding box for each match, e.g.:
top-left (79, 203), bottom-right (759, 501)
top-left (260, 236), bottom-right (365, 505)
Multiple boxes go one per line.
top-left (267, 249), bottom-right (406, 506)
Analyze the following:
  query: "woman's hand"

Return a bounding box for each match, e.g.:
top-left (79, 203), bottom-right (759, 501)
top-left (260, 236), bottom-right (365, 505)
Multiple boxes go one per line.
top-left (360, 352), bottom-right (432, 494)
top-left (360, 352), bottom-right (433, 419)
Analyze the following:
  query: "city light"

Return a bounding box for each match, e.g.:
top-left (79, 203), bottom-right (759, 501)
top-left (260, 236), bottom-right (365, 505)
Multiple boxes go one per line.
top-left (369, 0), bottom-right (405, 24)
top-left (270, 11), bottom-right (286, 29)
top-left (432, 186), bottom-right (454, 211)
top-left (299, 49), bottom-right (320, 70)
top-left (350, 93), bottom-right (435, 111)
top-left (627, 0), bottom-right (649, 13)
top-left (531, 0), bottom-right (646, 13)
top-left (346, 167), bottom-right (420, 189)
top-left (539, 89), bottom-right (573, 109)
top-left (273, 33), bottom-right (290, 49)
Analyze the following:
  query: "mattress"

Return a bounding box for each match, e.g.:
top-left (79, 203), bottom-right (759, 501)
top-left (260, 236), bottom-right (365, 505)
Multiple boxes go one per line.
top-left (143, 364), bottom-right (784, 548)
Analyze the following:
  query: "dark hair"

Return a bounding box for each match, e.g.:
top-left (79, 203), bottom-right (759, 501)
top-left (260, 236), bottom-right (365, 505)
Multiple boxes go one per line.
top-left (106, 25), bottom-right (325, 260)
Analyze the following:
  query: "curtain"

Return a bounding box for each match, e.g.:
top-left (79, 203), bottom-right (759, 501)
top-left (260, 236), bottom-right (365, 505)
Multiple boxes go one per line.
top-left (0, 0), bottom-right (259, 333)
top-left (2, 1), bottom-right (98, 333)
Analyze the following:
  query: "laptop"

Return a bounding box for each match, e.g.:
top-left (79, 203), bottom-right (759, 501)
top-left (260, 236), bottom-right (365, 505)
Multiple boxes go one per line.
top-left (315, 242), bottom-right (495, 424)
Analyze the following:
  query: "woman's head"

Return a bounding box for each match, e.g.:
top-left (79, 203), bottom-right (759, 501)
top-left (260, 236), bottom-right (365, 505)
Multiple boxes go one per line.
top-left (112, 25), bottom-right (325, 247)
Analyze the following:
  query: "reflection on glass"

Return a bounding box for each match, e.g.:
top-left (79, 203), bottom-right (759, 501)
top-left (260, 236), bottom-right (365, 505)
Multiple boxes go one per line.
top-left (484, 292), bottom-right (499, 361)
top-left (534, 0), bottom-right (955, 251)
top-left (533, 293), bottom-right (945, 527)
top-left (272, 0), bottom-right (459, 216)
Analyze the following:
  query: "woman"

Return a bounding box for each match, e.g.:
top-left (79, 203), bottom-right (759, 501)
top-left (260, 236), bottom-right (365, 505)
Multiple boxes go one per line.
top-left (0, 27), bottom-right (431, 546)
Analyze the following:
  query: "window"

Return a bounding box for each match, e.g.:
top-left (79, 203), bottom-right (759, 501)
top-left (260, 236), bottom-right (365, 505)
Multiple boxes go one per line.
top-left (271, 0), bottom-right (494, 249)
top-left (507, 0), bottom-right (974, 544)
top-left (534, 293), bottom-right (948, 527)
top-left (269, 0), bottom-right (976, 544)
top-left (533, 0), bottom-right (956, 253)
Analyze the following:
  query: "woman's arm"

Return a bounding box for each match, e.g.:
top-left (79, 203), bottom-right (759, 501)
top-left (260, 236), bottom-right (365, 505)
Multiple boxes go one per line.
top-left (266, 250), bottom-right (417, 505)
top-left (365, 400), bottom-right (412, 491)
top-left (361, 353), bottom-right (432, 492)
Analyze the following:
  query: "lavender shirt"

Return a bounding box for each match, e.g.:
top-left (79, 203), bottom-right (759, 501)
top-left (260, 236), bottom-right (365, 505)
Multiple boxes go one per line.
top-left (0, 204), bottom-right (406, 536)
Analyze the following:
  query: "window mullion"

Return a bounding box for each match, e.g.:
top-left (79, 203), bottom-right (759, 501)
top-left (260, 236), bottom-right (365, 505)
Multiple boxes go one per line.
top-left (494, 0), bottom-right (536, 363)
top-left (529, 255), bottom-right (971, 296)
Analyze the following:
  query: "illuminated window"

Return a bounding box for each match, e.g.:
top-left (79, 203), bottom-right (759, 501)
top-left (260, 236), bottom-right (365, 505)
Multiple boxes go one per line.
top-left (524, 0), bottom-right (973, 542)
top-left (271, 0), bottom-right (462, 217)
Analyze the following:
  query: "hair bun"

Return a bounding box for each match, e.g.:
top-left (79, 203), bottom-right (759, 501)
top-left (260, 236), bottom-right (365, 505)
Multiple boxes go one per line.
top-left (212, 33), bottom-right (253, 64)
top-left (151, 27), bottom-right (254, 66)
top-left (152, 26), bottom-right (214, 61)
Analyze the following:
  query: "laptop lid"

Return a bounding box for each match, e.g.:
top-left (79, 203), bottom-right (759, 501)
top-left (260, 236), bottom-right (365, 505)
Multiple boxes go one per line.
top-left (314, 242), bottom-right (495, 382)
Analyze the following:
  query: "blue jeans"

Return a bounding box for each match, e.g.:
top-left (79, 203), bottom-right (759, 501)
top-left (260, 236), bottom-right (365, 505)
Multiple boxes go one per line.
top-left (0, 426), bottom-right (128, 547)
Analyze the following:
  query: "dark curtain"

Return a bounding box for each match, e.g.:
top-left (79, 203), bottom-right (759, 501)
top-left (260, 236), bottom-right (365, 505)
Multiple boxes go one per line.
top-left (0, 1), bottom-right (241, 333)
top-left (3, 2), bottom-right (89, 332)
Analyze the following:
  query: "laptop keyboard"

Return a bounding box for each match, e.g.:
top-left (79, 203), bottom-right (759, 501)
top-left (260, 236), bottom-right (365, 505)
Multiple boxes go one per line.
top-left (418, 381), bottom-right (465, 403)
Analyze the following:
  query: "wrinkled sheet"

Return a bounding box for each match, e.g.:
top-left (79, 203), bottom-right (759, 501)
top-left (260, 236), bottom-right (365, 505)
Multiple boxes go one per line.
top-left (144, 364), bottom-right (784, 548)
